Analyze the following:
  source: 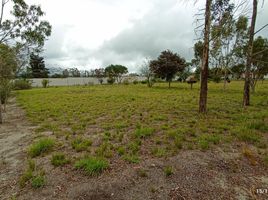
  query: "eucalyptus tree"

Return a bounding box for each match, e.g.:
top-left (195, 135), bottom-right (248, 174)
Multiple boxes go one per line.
top-left (0, 44), bottom-right (18, 123)
top-left (243, 0), bottom-right (258, 106)
top-left (199, 0), bottom-right (212, 113)
top-left (0, 0), bottom-right (52, 73)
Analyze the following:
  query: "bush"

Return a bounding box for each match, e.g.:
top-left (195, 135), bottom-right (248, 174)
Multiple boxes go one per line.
top-left (0, 79), bottom-right (13, 104)
top-left (28, 138), bottom-right (55, 157)
top-left (74, 157), bottom-right (109, 176)
top-left (107, 78), bottom-right (115, 84)
top-left (122, 79), bottom-right (129, 85)
top-left (13, 79), bottom-right (32, 90)
top-left (42, 79), bottom-right (49, 88)
top-left (212, 76), bottom-right (221, 83)
top-left (133, 80), bottom-right (139, 85)
top-left (141, 80), bottom-right (147, 84)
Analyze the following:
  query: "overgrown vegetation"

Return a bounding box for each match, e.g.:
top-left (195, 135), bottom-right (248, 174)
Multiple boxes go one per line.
top-left (17, 82), bottom-right (268, 170)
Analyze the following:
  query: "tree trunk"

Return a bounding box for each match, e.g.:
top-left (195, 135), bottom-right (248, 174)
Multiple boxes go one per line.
top-left (243, 0), bottom-right (258, 106)
top-left (0, 94), bottom-right (2, 124)
top-left (199, 0), bottom-right (211, 113)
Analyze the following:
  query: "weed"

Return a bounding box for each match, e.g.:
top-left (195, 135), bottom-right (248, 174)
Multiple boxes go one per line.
top-left (137, 168), bottom-right (148, 177)
top-left (122, 154), bottom-right (140, 163)
top-left (28, 138), bottom-right (55, 157)
top-left (71, 137), bottom-right (92, 152)
top-left (51, 153), bottom-right (69, 166)
top-left (164, 166), bottom-right (173, 177)
top-left (74, 157), bottom-right (109, 176)
top-left (31, 175), bottom-right (45, 188)
top-left (135, 127), bottom-right (154, 138)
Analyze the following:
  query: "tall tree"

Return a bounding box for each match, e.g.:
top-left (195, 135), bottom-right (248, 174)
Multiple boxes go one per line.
top-left (140, 58), bottom-right (154, 87)
top-left (0, 44), bottom-right (18, 123)
top-left (0, 0), bottom-right (52, 74)
top-left (250, 36), bottom-right (268, 92)
top-left (105, 65), bottom-right (128, 83)
top-left (199, 0), bottom-right (212, 113)
top-left (94, 68), bottom-right (105, 84)
top-left (29, 53), bottom-right (49, 78)
top-left (149, 50), bottom-right (186, 88)
top-left (243, 0), bottom-right (258, 106)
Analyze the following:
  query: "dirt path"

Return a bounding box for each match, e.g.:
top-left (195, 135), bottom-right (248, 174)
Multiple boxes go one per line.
top-left (0, 98), bottom-right (34, 200)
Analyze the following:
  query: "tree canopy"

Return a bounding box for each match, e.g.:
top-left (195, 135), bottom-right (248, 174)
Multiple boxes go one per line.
top-left (105, 65), bottom-right (128, 83)
top-left (29, 53), bottom-right (49, 78)
top-left (149, 50), bottom-right (186, 88)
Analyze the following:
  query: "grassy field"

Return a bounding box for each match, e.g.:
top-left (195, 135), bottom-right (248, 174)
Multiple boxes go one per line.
top-left (16, 81), bottom-right (268, 178)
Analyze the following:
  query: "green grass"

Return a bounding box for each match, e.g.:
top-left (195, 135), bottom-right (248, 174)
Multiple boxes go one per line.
top-left (51, 153), bottom-right (69, 166)
top-left (31, 175), bottom-right (45, 188)
top-left (74, 157), bottom-right (109, 176)
top-left (16, 82), bottom-right (268, 165)
top-left (19, 160), bottom-right (46, 188)
top-left (164, 166), bottom-right (173, 177)
top-left (28, 138), bottom-right (55, 157)
top-left (71, 137), bottom-right (92, 152)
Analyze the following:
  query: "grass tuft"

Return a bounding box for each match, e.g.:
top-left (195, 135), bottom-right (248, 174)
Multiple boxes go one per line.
top-left (28, 138), bottom-right (55, 157)
top-left (74, 157), bottom-right (109, 176)
top-left (51, 153), bottom-right (69, 166)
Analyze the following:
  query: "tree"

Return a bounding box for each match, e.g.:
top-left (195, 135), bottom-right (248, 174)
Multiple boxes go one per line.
top-left (243, 0), bottom-right (258, 106)
top-left (149, 50), bottom-right (186, 88)
top-left (105, 65), bottom-right (128, 83)
top-left (69, 68), bottom-right (80, 77)
top-left (0, 0), bottom-right (51, 47)
top-left (0, 0), bottom-right (52, 75)
top-left (0, 44), bottom-right (18, 123)
top-left (140, 58), bottom-right (154, 87)
top-left (94, 68), bottom-right (105, 84)
top-left (210, 0), bottom-right (235, 89)
top-left (29, 53), bottom-right (49, 78)
top-left (62, 69), bottom-right (69, 78)
top-left (177, 62), bottom-right (193, 82)
top-left (250, 36), bottom-right (268, 92)
top-left (199, 0), bottom-right (212, 113)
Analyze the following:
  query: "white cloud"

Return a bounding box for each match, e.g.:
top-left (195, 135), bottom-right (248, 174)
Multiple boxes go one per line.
top-left (25, 0), bottom-right (268, 72)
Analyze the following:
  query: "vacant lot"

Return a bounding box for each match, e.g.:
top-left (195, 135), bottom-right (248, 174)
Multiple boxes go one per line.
top-left (1, 81), bottom-right (268, 199)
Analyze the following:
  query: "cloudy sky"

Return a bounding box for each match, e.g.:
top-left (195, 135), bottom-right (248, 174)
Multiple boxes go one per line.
top-left (27, 0), bottom-right (268, 72)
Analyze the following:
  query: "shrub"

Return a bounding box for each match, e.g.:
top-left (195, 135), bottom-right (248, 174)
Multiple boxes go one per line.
top-left (13, 79), bottom-right (32, 90)
top-left (107, 78), bottom-right (115, 84)
top-left (74, 157), bottom-right (109, 176)
top-left (28, 138), bottom-right (55, 157)
top-left (51, 153), bottom-right (69, 166)
top-left (42, 79), bottom-right (49, 88)
top-left (122, 79), bottom-right (129, 85)
top-left (141, 80), bottom-right (147, 84)
top-left (71, 137), bottom-right (92, 152)
top-left (0, 79), bottom-right (13, 104)
top-left (133, 80), bottom-right (139, 85)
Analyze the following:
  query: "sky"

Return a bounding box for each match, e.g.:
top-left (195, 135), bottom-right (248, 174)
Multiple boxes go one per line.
top-left (26, 0), bottom-right (268, 73)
